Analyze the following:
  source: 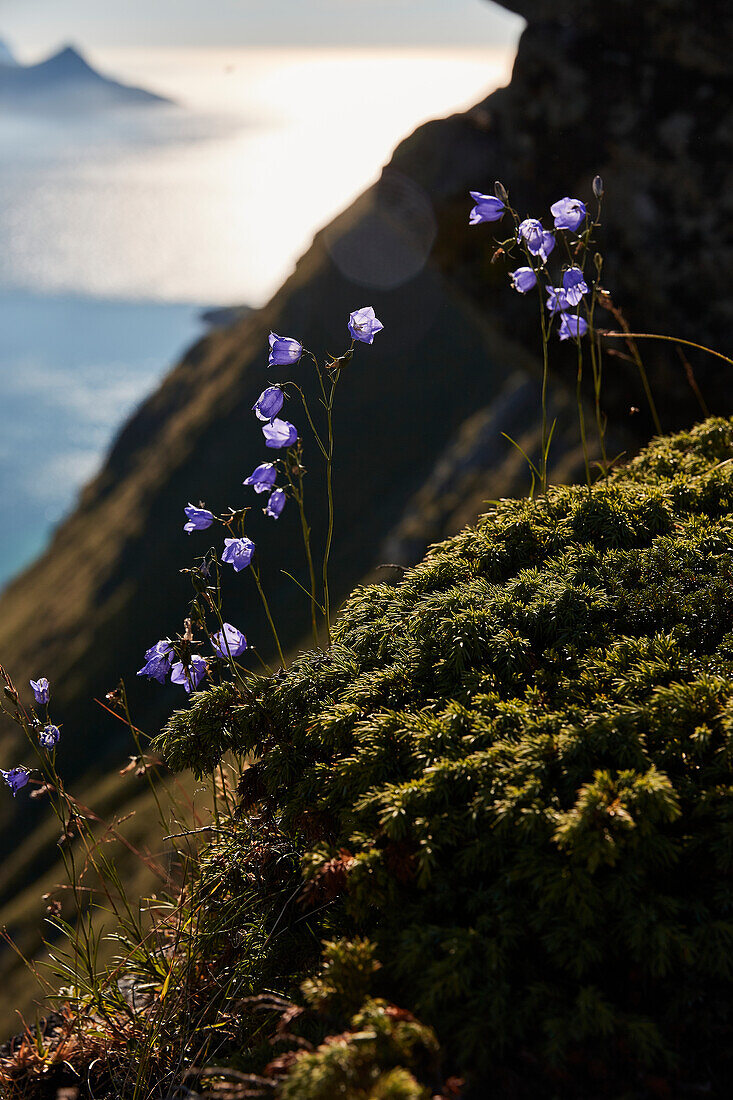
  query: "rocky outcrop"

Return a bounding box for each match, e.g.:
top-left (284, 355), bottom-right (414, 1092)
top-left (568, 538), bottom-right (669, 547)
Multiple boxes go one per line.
top-left (0, 0), bottom-right (730, 1021)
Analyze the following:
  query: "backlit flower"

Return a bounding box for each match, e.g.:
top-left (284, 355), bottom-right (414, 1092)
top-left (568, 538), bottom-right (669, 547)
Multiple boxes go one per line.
top-left (184, 504), bottom-right (214, 534)
top-left (212, 623), bottom-right (248, 659)
top-left (244, 462), bottom-right (277, 494)
top-left (559, 314), bottom-right (589, 341)
top-left (510, 267), bottom-right (537, 294)
top-left (348, 306), bottom-right (384, 344)
top-left (170, 656), bottom-right (207, 693)
top-left (539, 231), bottom-right (555, 263)
top-left (30, 678), bottom-right (50, 705)
top-left (469, 191), bottom-right (506, 225)
top-left (2, 767), bottom-right (29, 796)
top-left (268, 333), bottom-right (302, 367)
top-left (518, 219), bottom-right (546, 256)
top-left (264, 488), bottom-right (286, 519)
top-left (221, 537), bottom-right (255, 572)
top-left (546, 287), bottom-right (570, 314)
top-left (137, 640), bottom-right (175, 683)
top-left (39, 724), bottom-right (61, 749)
top-left (550, 197), bottom-right (587, 232)
top-left (562, 266), bottom-right (588, 307)
top-left (263, 419), bottom-right (298, 449)
top-left (253, 386), bottom-right (284, 422)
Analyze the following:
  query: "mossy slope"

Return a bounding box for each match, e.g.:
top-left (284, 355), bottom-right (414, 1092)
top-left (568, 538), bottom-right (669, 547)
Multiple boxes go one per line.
top-left (157, 418), bottom-right (733, 1096)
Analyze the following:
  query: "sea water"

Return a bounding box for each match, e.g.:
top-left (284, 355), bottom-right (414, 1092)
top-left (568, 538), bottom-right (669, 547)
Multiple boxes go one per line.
top-left (0, 46), bottom-right (514, 588)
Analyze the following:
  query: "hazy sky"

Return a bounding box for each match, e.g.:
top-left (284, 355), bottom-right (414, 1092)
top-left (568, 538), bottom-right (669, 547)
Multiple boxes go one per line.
top-left (1, 0), bottom-right (523, 55)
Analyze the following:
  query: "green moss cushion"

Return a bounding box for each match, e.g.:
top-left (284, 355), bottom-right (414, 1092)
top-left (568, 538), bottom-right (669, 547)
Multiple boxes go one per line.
top-left (156, 418), bottom-right (733, 1093)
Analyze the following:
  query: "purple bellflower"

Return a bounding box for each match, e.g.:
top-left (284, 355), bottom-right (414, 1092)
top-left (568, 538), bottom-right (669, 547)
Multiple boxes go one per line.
top-left (263, 419), bottom-right (298, 449)
top-left (559, 314), bottom-right (589, 341)
top-left (2, 767), bottom-right (29, 796)
top-left (546, 287), bottom-right (570, 314)
top-left (348, 306), bottom-right (384, 344)
top-left (550, 197), bottom-right (587, 233)
top-left (184, 504), bottom-right (214, 534)
top-left (253, 386), bottom-right (284, 422)
top-left (244, 462), bottom-right (277, 494)
top-left (562, 266), bottom-right (589, 307)
top-left (268, 333), bottom-right (302, 367)
top-left (39, 724), bottom-right (61, 749)
top-left (222, 536), bottom-right (255, 572)
top-left (510, 267), bottom-right (537, 294)
top-left (30, 678), bottom-right (50, 705)
top-left (212, 623), bottom-right (248, 659)
top-left (170, 656), bottom-right (207, 693)
top-left (264, 488), bottom-right (286, 519)
top-left (137, 640), bottom-right (175, 683)
top-left (539, 231), bottom-right (555, 263)
top-left (518, 219), bottom-right (546, 257)
top-left (469, 191), bottom-right (505, 225)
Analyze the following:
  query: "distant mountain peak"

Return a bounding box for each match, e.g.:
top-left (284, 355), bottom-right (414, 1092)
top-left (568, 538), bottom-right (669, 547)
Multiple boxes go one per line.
top-left (36, 44), bottom-right (96, 76)
top-left (0, 40), bottom-right (172, 111)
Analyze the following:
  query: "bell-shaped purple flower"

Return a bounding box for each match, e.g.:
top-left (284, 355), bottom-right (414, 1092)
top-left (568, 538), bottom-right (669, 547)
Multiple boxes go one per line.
top-left (348, 306), bottom-right (384, 344)
top-left (546, 287), bottom-right (570, 315)
top-left (559, 313), bottom-right (589, 341)
top-left (562, 266), bottom-right (589, 307)
top-left (30, 678), bottom-right (50, 705)
top-left (253, 386), bottom-right (284, 422)
top-left (518, 219), bottom-right (546, 257)
top-left (184, 504), bottom-right (214, 534)
top-left (263, 419), bottom-right (298, 449)
top-left (39, 724), bottom-right (61, 749)
top-left (264, 488), bottom-right (286, 519)
top-left (221, 536), bottom-right (255, 572)
top-left (244, 462), bottom-right (278, 494)
top-left (468, 191), bottom-right (506, 225)
top-left (268, 332), bottom-right (302, 367)
top-left (170, 656), bottom-right (207, 693)
top-left (212, 623), bottom-right (248, 659)
top-left (539, 231), bottom-right (555, 263)
top-left (550, 197), bottom-right (587, 233)
top-left (509, 267), bottom-right (537, 294)
top-left (137, 640), bottom-right (175, 683)
top-left (2, 767), bottom-right (29, 796)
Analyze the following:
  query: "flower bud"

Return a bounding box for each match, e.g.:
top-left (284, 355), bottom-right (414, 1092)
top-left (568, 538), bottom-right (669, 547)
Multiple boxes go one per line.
top-left (592, 175), bottom-right (604, 199)
top-left (494, 180), bottom-right (508, 203)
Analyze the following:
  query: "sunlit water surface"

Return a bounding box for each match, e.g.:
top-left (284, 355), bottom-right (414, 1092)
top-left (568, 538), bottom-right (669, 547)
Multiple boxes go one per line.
top-left (0, 46), bottom-right (514, 586)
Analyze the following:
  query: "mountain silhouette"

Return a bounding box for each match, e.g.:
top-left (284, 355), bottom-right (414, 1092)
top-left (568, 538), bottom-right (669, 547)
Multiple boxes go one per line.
top-left (0, 42), bottom-right (171, 111)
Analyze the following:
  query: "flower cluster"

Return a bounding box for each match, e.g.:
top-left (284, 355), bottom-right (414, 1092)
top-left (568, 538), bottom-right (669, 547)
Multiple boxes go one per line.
top-left (137, 306), bottom-right (383, 695)
top-left (1, 674), bottom-right (60, 797)
top-left (469, 184), bottom-right (598, 342)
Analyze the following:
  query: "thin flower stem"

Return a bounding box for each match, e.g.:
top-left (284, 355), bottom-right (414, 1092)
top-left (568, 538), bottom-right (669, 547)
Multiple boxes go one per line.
top-left (600, 328), bottom-right (661, 433)
top-left (575, 331), bottom-right (592, 489)
top-left (538, 296), bottom-right (550, 495)
top-left (322, 369), bottom-right (340, 643)
top-left (118, 680), bottom-right (168, 832)
top-left (284, 461), bottom-right (320, 646)
top-left (588, 289), bottom-right (609, 475)
top-left (250, 561), bottom-right (286, 667)
top-left (602, 332), bottom-right (733, 370)
top-left (287, 382), bottom-right (327, 458)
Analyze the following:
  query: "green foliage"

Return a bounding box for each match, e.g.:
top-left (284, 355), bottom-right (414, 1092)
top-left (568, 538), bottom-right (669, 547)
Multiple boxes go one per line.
top-left (155, 418), bottom-right (733, 1092)
top-left (280, 998), bottom-right (438, 1100)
